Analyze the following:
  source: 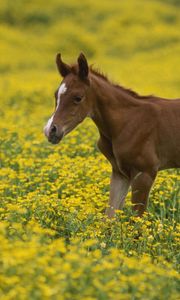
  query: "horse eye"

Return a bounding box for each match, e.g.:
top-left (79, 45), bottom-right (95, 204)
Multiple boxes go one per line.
top-left (73, 96), bottom-right (82, 103)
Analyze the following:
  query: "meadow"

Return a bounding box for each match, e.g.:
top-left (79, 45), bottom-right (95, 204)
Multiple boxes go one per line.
top-left (0, 0), bottom-right (180, 299)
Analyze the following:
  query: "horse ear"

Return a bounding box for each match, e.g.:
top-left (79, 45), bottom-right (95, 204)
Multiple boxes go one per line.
top-left (56, 53), bottom-right (71, 77)
top-left (77, 52), bottom-right (89, 80)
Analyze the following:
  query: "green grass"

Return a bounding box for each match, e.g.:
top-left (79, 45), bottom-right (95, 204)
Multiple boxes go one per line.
top-left (0, 0), bottom-right (179, 299)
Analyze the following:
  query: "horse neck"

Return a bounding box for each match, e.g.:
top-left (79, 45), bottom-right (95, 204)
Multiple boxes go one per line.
top-left (89, 73), bottom-right (139, 139)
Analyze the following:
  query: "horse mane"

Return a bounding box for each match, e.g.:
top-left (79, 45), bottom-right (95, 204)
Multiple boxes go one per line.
top-left (70, 64), bottom-right (152, 99)
top-left (90, 66), bottom-right (152, 100)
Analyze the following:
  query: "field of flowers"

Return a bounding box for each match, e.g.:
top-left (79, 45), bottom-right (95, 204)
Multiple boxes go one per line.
top-left (0, 0), bottom-right (180, 299)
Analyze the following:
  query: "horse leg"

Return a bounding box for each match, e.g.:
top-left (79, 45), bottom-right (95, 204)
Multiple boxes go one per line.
top-left (97, 134), bottom-right (130, 218)
top-left (131, 171), bottom-right (156, 216)
top-left (105, 170), bottom-right (130, 218)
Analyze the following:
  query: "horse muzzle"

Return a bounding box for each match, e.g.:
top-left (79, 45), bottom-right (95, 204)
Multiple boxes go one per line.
top-left (44, 123), bottom-right (64, 144)
top-left (48, 131), bottom-right (64, 144)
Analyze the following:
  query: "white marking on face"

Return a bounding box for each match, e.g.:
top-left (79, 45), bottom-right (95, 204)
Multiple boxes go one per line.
top-left (56, 83), bottom-right (67, 110)
top-left (44, 114), bottom-right (54, 137)
top-left (44, 83), bottom-right (67, 138)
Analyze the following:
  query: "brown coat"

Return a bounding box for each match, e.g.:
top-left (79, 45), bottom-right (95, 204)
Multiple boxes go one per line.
top-left (44, 53), bottom-right (180, 217)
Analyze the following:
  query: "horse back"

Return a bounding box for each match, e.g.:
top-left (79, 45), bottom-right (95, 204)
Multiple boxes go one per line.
top-left (156, 97), bottom-right (180, 169)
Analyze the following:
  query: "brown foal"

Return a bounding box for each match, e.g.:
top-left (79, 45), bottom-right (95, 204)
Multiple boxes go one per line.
top-left (44, 53), bottom-right (180, 217)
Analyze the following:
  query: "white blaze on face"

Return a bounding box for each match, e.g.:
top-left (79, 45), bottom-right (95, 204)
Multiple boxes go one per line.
top-left (44, 83), bottom-right (67, 137)
top-left (56, 83), bottom-right (67, 109)
top-left (44, 114), bottom-right (54, 137)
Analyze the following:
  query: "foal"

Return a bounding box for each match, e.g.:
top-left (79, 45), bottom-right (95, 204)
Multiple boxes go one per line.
top-left (44, 53), bottom-right (180, 218)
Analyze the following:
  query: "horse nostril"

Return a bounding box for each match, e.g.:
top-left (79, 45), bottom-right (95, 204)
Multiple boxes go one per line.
top-left (51, 125), bottom-right (57, 134)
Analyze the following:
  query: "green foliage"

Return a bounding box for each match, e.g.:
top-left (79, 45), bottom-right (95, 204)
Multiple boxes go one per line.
top-left (0, 0), bottom-right (179, 299)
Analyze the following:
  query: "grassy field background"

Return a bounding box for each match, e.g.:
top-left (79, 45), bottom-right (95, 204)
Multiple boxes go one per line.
top-left (0, 0), bottom-right (180, 299)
